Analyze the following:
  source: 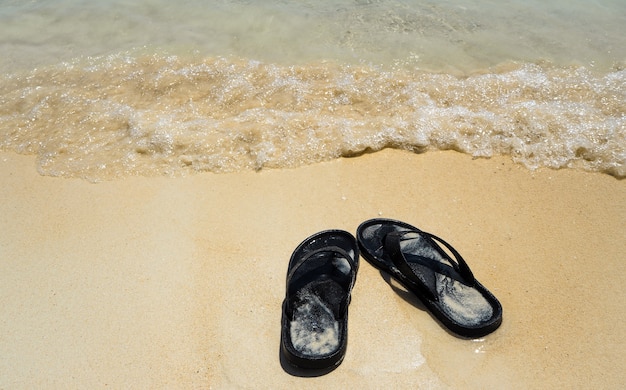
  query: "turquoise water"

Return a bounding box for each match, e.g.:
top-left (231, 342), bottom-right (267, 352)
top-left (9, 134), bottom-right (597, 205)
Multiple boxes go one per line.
top-left (0, 0), bottom-right (624, 180)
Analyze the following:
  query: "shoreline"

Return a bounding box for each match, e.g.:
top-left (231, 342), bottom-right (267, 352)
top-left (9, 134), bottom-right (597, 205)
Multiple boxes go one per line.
top-left (1, 149), bottom-right (624, 388)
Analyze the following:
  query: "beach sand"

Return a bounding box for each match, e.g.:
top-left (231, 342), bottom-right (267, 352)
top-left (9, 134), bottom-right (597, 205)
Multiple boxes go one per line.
top-left (1, 148), bottom-right (624, 389)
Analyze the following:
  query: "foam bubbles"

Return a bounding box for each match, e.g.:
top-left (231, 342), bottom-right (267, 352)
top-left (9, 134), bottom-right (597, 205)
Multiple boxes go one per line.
top-left (0, 55), bottom-right (624, 181)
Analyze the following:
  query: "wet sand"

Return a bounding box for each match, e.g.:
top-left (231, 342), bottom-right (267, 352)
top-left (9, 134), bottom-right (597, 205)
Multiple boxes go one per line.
top-left (1, 149), bottom-right (624, 388)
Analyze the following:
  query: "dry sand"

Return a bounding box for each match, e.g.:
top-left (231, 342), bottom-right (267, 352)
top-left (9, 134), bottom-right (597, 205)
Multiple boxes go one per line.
top-left (1, 148), bottom-right (624, 389)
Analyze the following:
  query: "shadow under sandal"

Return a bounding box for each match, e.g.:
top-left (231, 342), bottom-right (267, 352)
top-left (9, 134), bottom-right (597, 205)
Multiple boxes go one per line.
top-left (281, 230), bottom-right (359, 370)
top-left (357, 218), bottom-right (502, 338)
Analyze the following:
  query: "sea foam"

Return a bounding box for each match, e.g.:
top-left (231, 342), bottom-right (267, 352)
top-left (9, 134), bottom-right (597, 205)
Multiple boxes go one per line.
top-left (0, 54), bottom-right (624, 181)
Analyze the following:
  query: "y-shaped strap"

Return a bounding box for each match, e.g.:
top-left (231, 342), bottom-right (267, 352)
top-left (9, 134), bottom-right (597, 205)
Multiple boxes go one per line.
top-left (285, 246), bottom-right (356, 317)
top-left (384, 230), bottom-right (476, 302)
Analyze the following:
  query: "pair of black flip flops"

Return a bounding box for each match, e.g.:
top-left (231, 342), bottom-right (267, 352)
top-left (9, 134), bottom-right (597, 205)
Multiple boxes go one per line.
top-left (280, 218), bottom-right (503, 370)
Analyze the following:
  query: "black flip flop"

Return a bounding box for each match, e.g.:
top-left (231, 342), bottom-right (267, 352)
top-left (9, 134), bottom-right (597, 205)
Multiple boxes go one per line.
top-left (356, 218), bottom-right (502, 338)
top-left (281, 230), bottom-right (359, 370)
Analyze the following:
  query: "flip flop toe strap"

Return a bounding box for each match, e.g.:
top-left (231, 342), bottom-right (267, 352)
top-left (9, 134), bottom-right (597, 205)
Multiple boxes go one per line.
top-left (420, 231), bottom-right (475, 283)
top-left (384, 230), bottom-right (476, 302)
top-left (285, 246), bottom-right (356, 317)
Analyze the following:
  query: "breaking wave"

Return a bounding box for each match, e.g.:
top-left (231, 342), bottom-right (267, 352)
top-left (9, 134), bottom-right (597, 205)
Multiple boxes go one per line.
top-left (1, 54), bottom-right (624, 180)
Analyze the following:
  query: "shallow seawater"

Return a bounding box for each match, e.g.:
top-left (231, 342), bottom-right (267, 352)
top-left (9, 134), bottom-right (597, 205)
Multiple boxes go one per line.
top-left (0, 0), bottom-right (624, 181)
